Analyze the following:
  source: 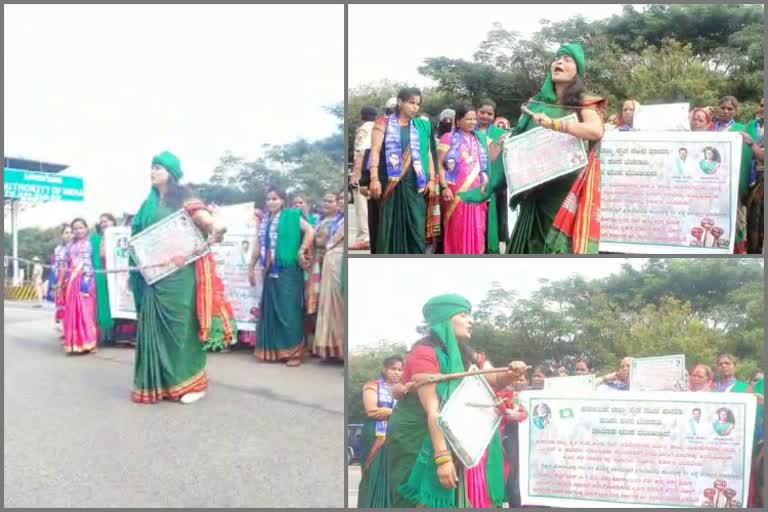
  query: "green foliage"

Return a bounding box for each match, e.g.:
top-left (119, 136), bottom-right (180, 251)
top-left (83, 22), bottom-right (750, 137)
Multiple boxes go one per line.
top-left (348, 259), bottom-right (764, 419)
top-left (348, 341), bottom-right (409, 423)
top-left (193, 106), bottom-right (344, 210)
top-left (348, 4), bottom-right (764, 128)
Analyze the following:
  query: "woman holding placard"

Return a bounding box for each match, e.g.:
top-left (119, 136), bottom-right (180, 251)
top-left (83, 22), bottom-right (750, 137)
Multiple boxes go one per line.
top-left (459, 44), bottom-right (606, 254)
top-left (130, 151), bottom-right (231, 405)
top-left (384, 294), bottom-right (527, 508)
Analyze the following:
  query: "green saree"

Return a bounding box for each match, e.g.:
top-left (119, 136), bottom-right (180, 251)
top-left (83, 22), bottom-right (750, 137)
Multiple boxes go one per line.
top-left (130, 202), bottom-right (208, 404)
top-left (483, 124), bottom-right (510, 253)
top-left (255, 208), bottom-right (305, 362)
top-left (375, 118), bottom-right (432, 254)
top-left (90, 232), bottom-right (115, 344)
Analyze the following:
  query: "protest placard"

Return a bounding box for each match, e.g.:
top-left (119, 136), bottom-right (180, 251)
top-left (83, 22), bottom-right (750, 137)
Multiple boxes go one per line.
top-left (104, 226), bottom-right (136, 320)
top-left (600, 130), bottom-right (742, 254)
top-left (545, 375), bottom-right (596, 392)
top-left (210, 203), bottom-right (261, 331)
top-left (518, 390), bottom-right (756, 508)
top-left (633, 103), bottom-right (691, 131)
top-left (503, 113), bottom-right (587, 195)
top-left (629, 355), bottom-right (686, 392)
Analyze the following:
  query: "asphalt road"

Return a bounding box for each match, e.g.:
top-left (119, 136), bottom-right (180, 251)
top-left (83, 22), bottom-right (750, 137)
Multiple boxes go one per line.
top-left (3, 303), bottom-right (344, 507)
top-left (348, 464), bottom-right (360, 508)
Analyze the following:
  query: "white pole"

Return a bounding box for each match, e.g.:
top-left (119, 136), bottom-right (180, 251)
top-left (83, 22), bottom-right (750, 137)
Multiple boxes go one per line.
top-left (11, 199), bottom-right (19, 285)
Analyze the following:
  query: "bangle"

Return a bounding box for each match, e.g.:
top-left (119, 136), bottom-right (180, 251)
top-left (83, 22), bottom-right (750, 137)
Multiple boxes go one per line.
top-left (434, 450), bottom-right (450, 459)
top-left (560, 120), bottom-right (568, 134)
top-left (552, 119), bottom-right (560, 132)
top-left (434, 455), bottom-right (452, 466)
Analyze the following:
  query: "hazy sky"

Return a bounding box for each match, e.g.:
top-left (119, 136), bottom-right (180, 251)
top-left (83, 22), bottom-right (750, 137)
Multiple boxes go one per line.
top-left (348, 258), bottom-right (644, 352)
top-left (348, 4), bottom-right (628, 89)
top-left (4, 4), bottom-right (343, 229)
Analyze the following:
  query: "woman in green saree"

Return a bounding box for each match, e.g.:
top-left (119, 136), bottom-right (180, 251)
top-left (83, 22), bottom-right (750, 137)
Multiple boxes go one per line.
top-left (130, 151), bottom-right (227, 405)
top-left (476, 98), bottom-right (509, 253)
top-left (368, 87), bottom-right (436, 254)
top-left (91, 213), bottom-right (117, 345)
top-left (741, 98), bottom-right (764, 254)
top-left (357, 355), bottom-right (403, 508)
top-left (249, 186), bottom-right (315, 367)
top-left (384, 294), bottom-right (527, 508)
top-left (461, 44), bottom-right (606, 254)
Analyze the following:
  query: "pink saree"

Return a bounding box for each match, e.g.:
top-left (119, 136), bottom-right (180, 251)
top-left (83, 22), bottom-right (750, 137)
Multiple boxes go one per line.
top-left (62, 238), bottom-right (98, 353)
top-left (439, 131), bottom-right (488, 254)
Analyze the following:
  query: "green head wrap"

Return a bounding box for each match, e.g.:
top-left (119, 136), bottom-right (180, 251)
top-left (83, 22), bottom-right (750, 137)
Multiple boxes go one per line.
top-left (517, 43), bottom-right (586, 131)
top-left (422, 293), bottom-right (472, 394)
top-left (151, 150), bottom-right (183, 181)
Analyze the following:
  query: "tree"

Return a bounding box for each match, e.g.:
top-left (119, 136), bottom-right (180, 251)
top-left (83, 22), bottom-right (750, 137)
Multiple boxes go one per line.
top-left (347, 341), bottom-right (409, 423)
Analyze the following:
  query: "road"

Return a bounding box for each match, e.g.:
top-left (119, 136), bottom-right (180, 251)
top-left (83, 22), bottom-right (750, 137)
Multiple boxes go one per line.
top-left (348, 464), bottom-right (360, 507)
top-left (3, 303), bottom-right (344, 508)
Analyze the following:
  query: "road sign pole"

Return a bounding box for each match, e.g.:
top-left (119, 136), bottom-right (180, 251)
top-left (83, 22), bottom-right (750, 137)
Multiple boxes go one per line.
top-left (11, 199), bottom-right (20, 285)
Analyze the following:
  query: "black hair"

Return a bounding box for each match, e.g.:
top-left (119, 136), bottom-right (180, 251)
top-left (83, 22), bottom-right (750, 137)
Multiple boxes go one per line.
top-left (361, 106), bottom-right (379, 122)
top-left (60, 223), bottom-right (72, 234)
top-left (560, 77), bottom-right (586, 108)
top-left (382, 355), bottom-right (404, 369)
top-left (454, 104), bottom-right (476, 124)
top-left (702, 146), bottom-right (721, 163)
top-left (715, 407), bottom-right (735, 424)
top-left (267, 186), bottom-right (288, 203)
top-left (70, 217), bottom-right (88, 230)
top-left (437, 119), bottom-right (453, 137)
top-left (533, 365), bottom-right (549, 377)
top-left (719, 96), bottom-right (739, 110)
top-left (692, 408), bottom-right (701, 414)
top-left (477, 98), bottom-right (496, 112)
top-left (161, 182), bottom-right (187, 209)
top-left (97, 213), bottom-right (117, 234)
top-left (679, 147), bottom-right (688, 153)
top-left (394, 87), bottom-right (422, 115)
top-left (575, 357), bottom-right (591, 369)
top-left (414, 333), bottom-right (476, 371)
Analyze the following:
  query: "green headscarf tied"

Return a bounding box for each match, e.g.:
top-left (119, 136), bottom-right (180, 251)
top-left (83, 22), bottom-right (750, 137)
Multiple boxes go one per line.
top-left (459, 44), bottom-right (588, 209)
top-left (151, 150), bottom-right (183, 181)
top-left (129, 150), bottom-right (184, 310)
top-left (400, 294), bottom-right (506, 508)
top-left (519, 43), bottom-right (586, 128)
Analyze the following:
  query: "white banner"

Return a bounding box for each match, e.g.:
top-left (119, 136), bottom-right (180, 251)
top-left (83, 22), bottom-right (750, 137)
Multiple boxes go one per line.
top-left (210, 203), bottom-right (261, 331)
top-left (518, 390), bottom-right (756, 508)
top-left (103, 226), bottom-right (136, 320)
top-left (545, 375), bottom-right (596, 392)
top-left (600, 131), bottom-right (742, 254)
top-left (633, 103), bottom-right (691, 131)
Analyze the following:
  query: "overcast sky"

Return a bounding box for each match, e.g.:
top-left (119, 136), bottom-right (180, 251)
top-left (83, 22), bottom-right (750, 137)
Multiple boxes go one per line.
top-left (348, 4), bottom-right (628, 89)
top-left (349, 258), bottom-right (645, 352)
top-left (4, 4), bottom-right (343, 229)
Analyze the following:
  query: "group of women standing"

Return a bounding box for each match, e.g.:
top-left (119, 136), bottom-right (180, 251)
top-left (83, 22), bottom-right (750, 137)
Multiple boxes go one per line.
top-left (359, 43), bottom-right (606, 256)
top-left (359, 42), bottom-right (764, 255)
top-left (357, 312), bottom-right (765, 508)
top-left (51, 150), bottom-right (344, 406)
top-left (248, 187), bottom-right (345, 367)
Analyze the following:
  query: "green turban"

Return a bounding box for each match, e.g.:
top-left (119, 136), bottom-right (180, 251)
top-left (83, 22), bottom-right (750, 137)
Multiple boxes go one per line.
top-left (422, 293), bottom-right (471, 390)
top-left (151, 150), bottom-right (183, 182)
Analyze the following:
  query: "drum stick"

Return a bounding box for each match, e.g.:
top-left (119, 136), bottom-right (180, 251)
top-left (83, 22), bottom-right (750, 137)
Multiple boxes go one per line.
top-left (412, 366), bottom-right (529, 390)
top-left (520, 105), bottom-right (535, 117)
